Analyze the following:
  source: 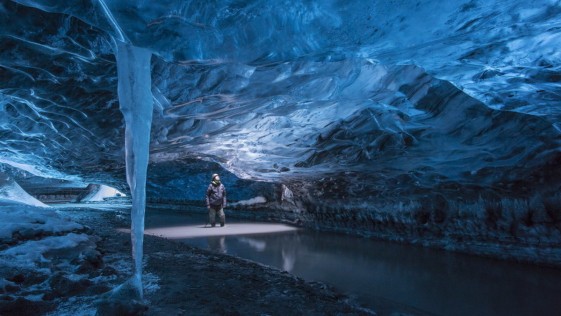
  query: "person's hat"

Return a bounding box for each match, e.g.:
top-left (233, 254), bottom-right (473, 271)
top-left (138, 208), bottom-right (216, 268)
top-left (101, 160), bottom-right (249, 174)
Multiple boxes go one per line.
top-left (212, 173), bottom-right (219, 180)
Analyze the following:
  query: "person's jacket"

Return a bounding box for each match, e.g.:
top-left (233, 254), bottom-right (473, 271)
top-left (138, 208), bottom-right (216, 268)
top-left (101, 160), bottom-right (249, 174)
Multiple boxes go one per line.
top-left (206, 182), bottom-right (226, 207)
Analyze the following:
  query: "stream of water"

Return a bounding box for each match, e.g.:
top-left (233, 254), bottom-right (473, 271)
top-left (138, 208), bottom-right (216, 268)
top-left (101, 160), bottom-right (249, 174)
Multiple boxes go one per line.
top-left (145, 208), bottom-right (561, 316)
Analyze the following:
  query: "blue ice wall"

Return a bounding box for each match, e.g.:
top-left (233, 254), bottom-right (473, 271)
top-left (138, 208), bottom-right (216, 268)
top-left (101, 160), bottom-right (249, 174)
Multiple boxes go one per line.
top-left (145, 159), bottom-right (277, 203)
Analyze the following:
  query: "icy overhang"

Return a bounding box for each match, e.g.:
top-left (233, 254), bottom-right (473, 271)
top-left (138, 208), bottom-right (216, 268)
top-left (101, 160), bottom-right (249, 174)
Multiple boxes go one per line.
top-left (0, 0), bottom-right (560, 197)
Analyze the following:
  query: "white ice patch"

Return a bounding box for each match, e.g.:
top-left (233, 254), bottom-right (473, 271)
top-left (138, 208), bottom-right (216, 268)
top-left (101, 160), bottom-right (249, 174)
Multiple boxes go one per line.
top-left (0, 203), bottom-right (83, 240)
top-left (143, 271), bottom-right (160, 294)
top-left (1, 233), bottom-right (91, 268)
top-left (81, 184), bottom-right (126, 202)
top-left (0, 173), bottom-right (47, 207)
top-left (231, 196), bottom-right (267, 207)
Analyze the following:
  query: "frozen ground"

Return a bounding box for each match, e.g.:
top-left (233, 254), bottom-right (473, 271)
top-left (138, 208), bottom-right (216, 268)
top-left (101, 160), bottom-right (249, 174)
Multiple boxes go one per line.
top-left (0, 202), bottom-right (374, 315)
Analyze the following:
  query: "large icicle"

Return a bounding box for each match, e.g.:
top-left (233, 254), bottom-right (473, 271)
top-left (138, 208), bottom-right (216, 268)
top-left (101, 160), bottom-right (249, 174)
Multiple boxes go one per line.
top-left (116, 41), bottom-right (153, 299)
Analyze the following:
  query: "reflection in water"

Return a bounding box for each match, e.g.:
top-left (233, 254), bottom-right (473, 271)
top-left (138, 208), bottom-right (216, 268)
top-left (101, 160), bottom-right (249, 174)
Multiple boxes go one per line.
top-left (188, 230), bottom-right (561, 316)
top-left (280, 234), bottom-right (298, 273)
top-left (144, 210), bottom-right (561, 316)
top-left (236, 236), bottom-right (296, 272)
top-left (208, 236), bottom-right (226, 253)
top-left (282, 248), bottom-right (296, 272)
top-left (238, 237), bottom-right (266, 252)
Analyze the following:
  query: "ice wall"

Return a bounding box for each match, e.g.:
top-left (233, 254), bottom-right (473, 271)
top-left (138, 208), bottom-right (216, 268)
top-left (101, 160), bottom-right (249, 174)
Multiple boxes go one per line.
top-left (115, 41), bottom-right (153, 298)
top-left (3, 0), bottom-right (559, 186)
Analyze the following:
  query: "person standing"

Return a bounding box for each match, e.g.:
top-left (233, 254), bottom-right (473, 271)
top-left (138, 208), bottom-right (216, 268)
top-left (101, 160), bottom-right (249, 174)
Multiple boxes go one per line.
top-left (206, 173), bottom-right (227, 227)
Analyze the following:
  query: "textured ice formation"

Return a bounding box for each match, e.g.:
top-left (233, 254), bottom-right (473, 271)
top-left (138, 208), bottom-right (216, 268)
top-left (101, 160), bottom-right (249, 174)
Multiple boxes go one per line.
top-left (1, 0), bottom-right (561, 266)
top-left (115, 41), bottom-right (153, 298)
top-left (0, 172), bottom-right (47, 207)
top-left (2, 0), bottom-right (560, 184)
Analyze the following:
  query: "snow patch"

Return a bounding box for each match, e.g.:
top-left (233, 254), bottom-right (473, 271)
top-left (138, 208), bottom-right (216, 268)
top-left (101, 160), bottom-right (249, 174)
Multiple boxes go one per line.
top-left (0, 203), bottom-right (83, 241)
top-left (1, 233), bottom-right (91, 268)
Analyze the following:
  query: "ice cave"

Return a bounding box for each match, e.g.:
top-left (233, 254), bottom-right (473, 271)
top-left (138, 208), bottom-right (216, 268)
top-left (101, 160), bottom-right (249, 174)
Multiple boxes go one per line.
top-left (1, 0), bottom-right (561, 315)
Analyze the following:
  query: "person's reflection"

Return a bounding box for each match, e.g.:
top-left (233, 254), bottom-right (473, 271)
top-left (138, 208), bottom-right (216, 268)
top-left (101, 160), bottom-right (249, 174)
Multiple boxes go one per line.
top-left (282, 247), bottom-right (296, 272)
top-left (238, 233), bottom-right (298, 273)
top-left (207, 236), bottom-right (227, 253)
top-left (280, 233), bottom-right (299, 272)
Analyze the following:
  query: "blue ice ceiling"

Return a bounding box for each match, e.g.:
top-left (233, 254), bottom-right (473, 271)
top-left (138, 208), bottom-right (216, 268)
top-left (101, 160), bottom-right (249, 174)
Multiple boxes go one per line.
top-left (1, 0), bottom-right (561, 204)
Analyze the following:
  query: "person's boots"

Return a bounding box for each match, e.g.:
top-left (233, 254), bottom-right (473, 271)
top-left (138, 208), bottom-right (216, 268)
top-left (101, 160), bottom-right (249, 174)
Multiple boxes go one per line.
top-left (220, 215), bottom-right (225, 227)
top-left (209, 213), bottom-right (216, 227)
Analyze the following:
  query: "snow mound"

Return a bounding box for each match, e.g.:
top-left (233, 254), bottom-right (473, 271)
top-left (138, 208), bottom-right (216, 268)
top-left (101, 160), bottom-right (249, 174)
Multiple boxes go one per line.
top-left (0, 173), bottom-right (47, 207)
top-left (80, 184), bottom-right (126, 202)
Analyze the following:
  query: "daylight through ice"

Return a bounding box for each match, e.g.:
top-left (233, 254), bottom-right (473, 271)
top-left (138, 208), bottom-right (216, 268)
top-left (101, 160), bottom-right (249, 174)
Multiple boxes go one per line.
top-left (116, 41), bottom-right (153, 299)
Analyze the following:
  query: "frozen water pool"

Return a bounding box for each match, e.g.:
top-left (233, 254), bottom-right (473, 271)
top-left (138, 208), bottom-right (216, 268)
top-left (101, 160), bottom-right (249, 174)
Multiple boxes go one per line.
top-left (144, 208), bottom-right (561, 316)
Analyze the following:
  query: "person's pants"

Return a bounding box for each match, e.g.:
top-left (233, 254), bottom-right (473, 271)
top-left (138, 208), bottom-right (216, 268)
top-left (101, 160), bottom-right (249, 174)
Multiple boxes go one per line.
top-left (208, 205), bottom-right (225, 227)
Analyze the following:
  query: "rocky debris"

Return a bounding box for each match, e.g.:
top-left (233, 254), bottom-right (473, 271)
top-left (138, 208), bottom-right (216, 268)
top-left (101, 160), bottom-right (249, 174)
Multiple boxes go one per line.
top-left (0, 205), bottom-right (375, 315)
top-left (0, 205), bottom-right (123, 315)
